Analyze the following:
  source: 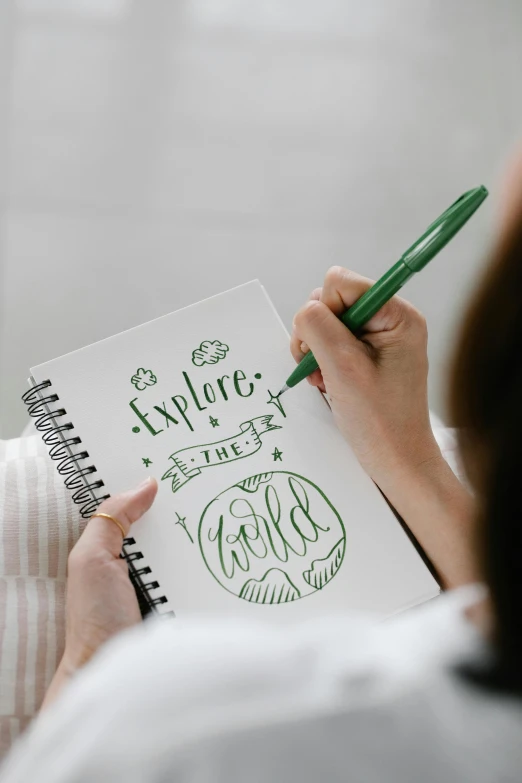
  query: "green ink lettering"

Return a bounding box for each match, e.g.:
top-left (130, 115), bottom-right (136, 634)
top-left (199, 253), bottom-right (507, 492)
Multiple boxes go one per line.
top-left (228, 496), bottom-right (286, 564)
top-left (230, 441), bottom-right (242, 457)
top-left (129, 398), bottom-right (164, 437)
top-left (161, 414), bottom-right (281, 494)
top-left (203, 383), bottom-right (216, 404)
top-left (208, 516), bottom-right (253, 579)
top-left (288, 477), bottom-right (331, 541)
top-left (182, 371), bottom-right (207, 411)
top-left (217, 374), bottom-right (230, 401)
top-left (233, 369), bottom-right (254, 397)
top-left (171, 395), bottom-right (193, 432)
top-left (153, 402), bottom-right (179, 428)
top-left (208, 512), bottom-right (268, 579)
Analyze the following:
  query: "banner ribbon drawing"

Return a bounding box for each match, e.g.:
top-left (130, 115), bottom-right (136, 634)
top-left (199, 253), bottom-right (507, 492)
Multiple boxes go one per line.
top-left (162, 415), bottom-right (281, 493)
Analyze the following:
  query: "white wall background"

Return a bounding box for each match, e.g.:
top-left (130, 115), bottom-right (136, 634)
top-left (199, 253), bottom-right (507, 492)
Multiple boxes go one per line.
top-left (1, 0), bottom-right (522, 438)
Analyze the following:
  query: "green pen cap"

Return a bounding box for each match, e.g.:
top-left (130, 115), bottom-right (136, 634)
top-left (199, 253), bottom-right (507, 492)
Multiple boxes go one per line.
top-left (402, 185), bottom-right (488, 273)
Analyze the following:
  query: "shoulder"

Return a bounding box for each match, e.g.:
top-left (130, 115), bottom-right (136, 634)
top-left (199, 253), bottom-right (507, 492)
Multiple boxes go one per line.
top-left (1, 589), bottom-right (507, 783)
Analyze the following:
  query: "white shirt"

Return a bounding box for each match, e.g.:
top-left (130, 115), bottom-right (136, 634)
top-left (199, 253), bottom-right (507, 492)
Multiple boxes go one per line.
top-left (1, 586), bottom-right (521, 783)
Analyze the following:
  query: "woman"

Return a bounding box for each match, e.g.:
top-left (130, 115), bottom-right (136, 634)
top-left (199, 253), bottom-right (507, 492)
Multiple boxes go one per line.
top-left (1, 163), bottom-right (522, 780)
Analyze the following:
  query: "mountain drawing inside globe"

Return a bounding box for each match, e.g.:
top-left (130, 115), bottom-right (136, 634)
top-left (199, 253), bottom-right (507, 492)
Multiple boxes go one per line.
top-left (239, 568), bottom-right (301, 604)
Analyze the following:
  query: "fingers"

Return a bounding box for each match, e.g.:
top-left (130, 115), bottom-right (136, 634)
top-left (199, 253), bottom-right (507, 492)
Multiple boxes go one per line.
top-left (290, 287), bottom-right (321, 362)
top-left (77, 477), bottom-right (158, 559)
top-left (290, 288), bottom-right (326, 389)
top-left (320, 266), bottom-right (373, 316)
top-left (291, 277), bottom-right (362, 365)
top-left (294, 267), bottom-right (423, 344)
top-left (319, 266), bottom-right (408, 334)
top-left (293, 299), bottom-right (367, 385)
top-left (290, 267), bottom-right (427, 391)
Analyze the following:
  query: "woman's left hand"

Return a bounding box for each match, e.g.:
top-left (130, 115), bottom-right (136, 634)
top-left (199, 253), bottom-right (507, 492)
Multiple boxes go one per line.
top-left (43, 477), bottom-right (158, 707)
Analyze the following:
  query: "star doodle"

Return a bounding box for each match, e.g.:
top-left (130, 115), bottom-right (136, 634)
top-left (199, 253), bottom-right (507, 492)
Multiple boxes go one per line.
top-left (175, 512), bottom-right (194, 544)
top-left (272, 447), bottom-right (283, 462)
top-left (209, 415), bottom-right (219, 428)
top-left (142, 457), bottom-right (153, 467)
top-left (266, 389), bottom-right (287, 418)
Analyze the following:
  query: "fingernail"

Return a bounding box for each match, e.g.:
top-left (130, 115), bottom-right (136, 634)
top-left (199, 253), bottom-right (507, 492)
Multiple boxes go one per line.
top-left (136, 476), bottom-right (153, 490)
top-left (300, 341), bottom-right (309, 354)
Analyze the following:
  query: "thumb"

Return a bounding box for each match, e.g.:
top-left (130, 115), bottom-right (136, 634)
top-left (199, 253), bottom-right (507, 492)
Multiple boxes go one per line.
top-left (293, 299), bottom-right (368, 383)
top-left (79, 477), bottom-right (158, 558)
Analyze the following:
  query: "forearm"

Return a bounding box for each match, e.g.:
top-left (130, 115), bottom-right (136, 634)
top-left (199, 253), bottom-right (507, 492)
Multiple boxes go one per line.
top-left (374, 451), bottom-right (479, 590)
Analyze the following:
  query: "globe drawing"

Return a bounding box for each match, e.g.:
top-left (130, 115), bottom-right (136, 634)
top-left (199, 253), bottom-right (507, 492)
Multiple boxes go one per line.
top-left (198, 471), bottom-right (346, 604)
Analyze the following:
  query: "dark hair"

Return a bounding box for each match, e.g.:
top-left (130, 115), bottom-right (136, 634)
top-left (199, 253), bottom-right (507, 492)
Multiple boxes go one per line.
top-left (449, 210), bottom-right (522, 693)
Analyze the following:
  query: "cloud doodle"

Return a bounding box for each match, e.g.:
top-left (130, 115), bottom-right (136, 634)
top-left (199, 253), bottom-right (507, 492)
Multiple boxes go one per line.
top-left (191, 340), bottom-right (229, 367)
top-left (131, 368), bottom-right (158, 391)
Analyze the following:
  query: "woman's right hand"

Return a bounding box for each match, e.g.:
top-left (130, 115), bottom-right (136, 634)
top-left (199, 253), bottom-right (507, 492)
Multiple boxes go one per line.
top-left (290, 266), bottom-right (441, 491)
top-left (291, 267), bottom-right (478, 588)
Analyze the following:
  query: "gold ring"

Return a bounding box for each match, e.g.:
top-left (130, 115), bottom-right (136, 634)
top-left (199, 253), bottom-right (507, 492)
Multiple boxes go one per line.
top-left (91, 512), bottom-right (126, 540)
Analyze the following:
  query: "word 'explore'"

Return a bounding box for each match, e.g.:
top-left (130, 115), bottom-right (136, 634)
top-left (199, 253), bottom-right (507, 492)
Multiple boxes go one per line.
top-left (130, 368), bottom-right (263, 436)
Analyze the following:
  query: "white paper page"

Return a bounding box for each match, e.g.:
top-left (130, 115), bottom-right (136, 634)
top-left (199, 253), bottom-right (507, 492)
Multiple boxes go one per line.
top-left (31, 281), bottom-right (438, 619)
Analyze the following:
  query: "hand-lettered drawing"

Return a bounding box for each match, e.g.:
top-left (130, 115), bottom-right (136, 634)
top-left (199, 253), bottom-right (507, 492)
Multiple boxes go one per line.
top-left (162, 415), bottom-right (281, 494)
top-left (198, 471), bottom-right (346, 604)
top-left (142, 457), bottom-right (153, 467)
top-left (266, 389), bottom-right (287, 418)
top-left (303, 538), bottom-right (344, 589)
top-left (239, 568), bottom-right (300, 604)
top-left (131, 368), bottom-right (158, 391)
top-left (191, 340), bottom-right (229, 367)
top-left (175, 512), bottom-right (194, 544)
top-left (271, 447), bottom-right (283, 461)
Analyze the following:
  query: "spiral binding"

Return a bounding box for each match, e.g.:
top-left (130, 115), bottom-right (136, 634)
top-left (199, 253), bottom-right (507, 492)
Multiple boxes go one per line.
top-left (22, 379), bottom-right (170, 616)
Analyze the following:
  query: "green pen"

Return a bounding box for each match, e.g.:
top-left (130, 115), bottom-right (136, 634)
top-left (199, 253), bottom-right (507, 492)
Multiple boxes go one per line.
top-left (279, 185), bottom-right (488, 396)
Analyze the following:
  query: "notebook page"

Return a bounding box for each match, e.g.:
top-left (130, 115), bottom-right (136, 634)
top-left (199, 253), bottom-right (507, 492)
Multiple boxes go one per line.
top-left (31, 281), bottom-right (438, 619)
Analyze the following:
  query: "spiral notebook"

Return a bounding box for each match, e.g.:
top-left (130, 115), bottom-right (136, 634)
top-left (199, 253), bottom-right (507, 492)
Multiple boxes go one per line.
top-left (23, 281), bottom-right (439, 619)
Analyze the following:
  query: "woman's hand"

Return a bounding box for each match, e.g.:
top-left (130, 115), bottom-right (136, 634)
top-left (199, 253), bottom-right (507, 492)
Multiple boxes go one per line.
top-left (43, 477), bottom-right (158, 707)
top-left (291, 267), bottom-right (478, 588)
top-left (291, 267), bottom-right (439, 487)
